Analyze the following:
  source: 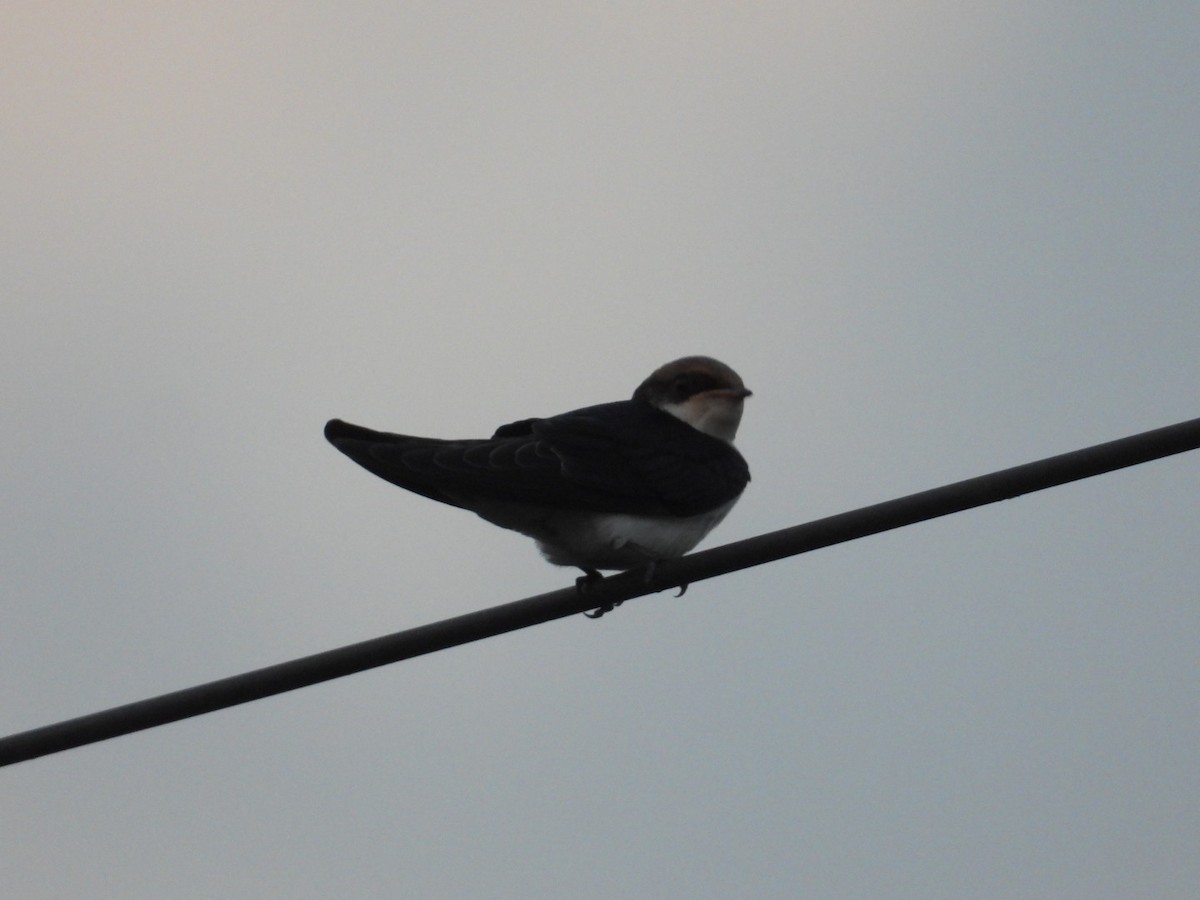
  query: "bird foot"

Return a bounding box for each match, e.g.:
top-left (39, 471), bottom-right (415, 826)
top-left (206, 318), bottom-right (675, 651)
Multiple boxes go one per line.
top-left (576, 561), bottom-right (687, 617)
top-left (577, 569), bottom-right (622, 619)
top-left (575, 568), bottom-right (603, 591)
top-left (639, 559), bottom-right (688, 597)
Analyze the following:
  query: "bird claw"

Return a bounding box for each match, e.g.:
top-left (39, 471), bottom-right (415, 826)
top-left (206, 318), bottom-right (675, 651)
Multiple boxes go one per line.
top-left (576, 562), bottom-right (686, 616)
top-left (577, 569), bottom-right (620, 619)
top-left (641, 558), bottom-right (687, 597)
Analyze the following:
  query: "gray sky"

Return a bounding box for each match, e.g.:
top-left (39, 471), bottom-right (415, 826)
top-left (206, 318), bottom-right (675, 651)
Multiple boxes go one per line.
top-left (3, 3), bottom-right (1198, 897)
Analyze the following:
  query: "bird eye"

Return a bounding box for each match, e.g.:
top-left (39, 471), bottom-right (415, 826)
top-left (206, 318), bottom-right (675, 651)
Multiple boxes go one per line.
top-left (672, 372), bottom-right (718, 399)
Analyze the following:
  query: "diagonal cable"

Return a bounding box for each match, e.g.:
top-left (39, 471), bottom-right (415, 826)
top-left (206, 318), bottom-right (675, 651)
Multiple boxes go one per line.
top-left (2, 416), bottom-right (1198, 767)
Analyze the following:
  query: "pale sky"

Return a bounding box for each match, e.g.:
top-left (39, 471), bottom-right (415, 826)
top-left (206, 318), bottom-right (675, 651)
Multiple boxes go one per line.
top-left (3, 4), bottom-right (1199, 898)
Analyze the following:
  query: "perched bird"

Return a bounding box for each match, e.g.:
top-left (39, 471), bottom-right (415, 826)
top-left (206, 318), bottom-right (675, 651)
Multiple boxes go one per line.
top-left (325, 356), bottom-right (751, 606)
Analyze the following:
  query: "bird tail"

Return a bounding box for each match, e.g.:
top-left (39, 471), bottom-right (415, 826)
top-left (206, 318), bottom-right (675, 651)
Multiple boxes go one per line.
top-left (324, 418), bottom-right (474, 509)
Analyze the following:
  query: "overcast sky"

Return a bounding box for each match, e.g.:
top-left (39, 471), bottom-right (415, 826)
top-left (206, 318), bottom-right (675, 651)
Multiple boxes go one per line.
top-left (3, 3), bottom-right (1198, 898)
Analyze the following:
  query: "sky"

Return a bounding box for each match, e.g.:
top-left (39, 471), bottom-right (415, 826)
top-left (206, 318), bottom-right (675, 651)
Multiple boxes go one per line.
top-left (3, 3), bottom-right (1198, 897)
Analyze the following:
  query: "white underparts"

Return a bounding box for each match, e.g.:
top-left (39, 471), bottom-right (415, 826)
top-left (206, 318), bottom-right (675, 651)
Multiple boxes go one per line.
top-left (533, 500), bottom-right (739, 571)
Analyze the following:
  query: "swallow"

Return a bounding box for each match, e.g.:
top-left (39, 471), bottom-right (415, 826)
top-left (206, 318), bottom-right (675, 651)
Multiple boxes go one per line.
top-left (325, 356), bottom-right (751, 614)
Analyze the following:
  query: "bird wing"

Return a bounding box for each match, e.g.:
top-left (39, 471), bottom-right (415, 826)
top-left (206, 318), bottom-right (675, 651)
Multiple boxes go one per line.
top-left (324, 400), bottom-right (749, 517)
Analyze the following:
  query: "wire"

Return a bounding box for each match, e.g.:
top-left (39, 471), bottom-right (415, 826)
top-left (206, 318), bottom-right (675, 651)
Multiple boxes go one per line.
top-left (3, 416), bottom-right (1199, 767)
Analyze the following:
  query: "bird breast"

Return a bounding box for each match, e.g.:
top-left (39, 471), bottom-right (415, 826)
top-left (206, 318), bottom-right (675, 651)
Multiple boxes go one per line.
top-left (534, 500), bottom-right (739, 570)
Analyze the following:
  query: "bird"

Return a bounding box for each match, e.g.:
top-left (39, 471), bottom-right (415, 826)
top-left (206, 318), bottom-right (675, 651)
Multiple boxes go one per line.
top-left (325, 356), bottom-right (751, 613)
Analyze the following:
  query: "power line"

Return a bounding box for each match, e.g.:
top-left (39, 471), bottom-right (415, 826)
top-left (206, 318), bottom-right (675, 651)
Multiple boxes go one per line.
top-left (2, 416), bottom-right (1199, 768)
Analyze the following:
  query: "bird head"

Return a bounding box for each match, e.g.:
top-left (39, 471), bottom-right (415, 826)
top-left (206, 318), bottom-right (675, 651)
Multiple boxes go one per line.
top-left (633, 356), bottom-right (751, 443)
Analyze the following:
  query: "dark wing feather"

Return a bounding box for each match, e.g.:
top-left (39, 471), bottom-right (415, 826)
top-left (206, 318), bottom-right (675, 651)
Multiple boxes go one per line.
top-left (531, 401), bottom-right (749, 515)
top-left (324, 400), bottom-right (748, 516)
